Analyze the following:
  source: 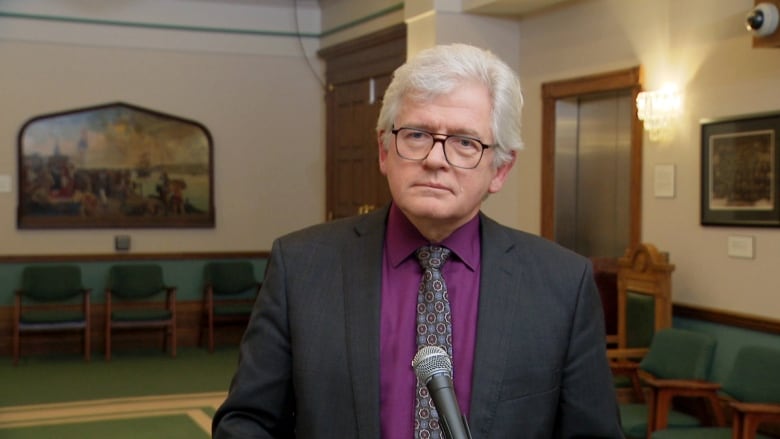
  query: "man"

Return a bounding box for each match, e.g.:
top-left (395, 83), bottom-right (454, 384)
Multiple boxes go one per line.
top-left (213, 43), bottom-right (622, 438)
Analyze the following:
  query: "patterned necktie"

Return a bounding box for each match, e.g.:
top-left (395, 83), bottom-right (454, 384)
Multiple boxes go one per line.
top-left (414, 245), bottom-right (452, 439)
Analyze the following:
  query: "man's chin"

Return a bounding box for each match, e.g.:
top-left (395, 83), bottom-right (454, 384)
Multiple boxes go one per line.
top-left (400, 200), bottom-right (454, 220)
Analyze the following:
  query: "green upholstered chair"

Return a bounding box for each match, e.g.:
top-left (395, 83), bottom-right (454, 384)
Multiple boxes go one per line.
top-left (611, 243), bottom-right (675, 359)
top-left (12, 265), bottom-right (91, 365)
top-left (201, 261), bottom-right (261, 352)
top-left (612, 292), bottom-right (661, 402)
top-left (105, 264), bottom-right (176, 361)
top-left (651, 345), bottom-right (780, 439)
top-left (608, 243), bottom-right (675, 404)
top-left (616, 328), bottom-right (719, 439)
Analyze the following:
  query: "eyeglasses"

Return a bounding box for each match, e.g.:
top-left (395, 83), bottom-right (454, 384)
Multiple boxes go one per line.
top-left (391, 127), bottom-right (493, 169)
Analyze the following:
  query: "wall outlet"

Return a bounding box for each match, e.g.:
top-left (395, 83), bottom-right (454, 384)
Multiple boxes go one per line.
top-left (115, 235), bottom-right (131, 251)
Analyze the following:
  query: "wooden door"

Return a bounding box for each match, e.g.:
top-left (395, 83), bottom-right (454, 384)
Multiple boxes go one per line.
top-left (319, 24), bottom-right (405, 220)
top-left (328, 75), bottom-right (392, 219)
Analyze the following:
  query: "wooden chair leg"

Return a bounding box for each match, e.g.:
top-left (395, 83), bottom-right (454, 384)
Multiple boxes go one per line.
top-left (732, 412), bottom-right (743, 439)
top-left (170, 323), bottom-right (177, 358)
top-left (12, 326), bottom-right (20, 366)
top-left (84, 326), bottom-right (91, 362)
top-left (208, 319), bottom-right (215, 353)
top-left (13, 295), bottom-right (21, 366)
top-left (105, 295), bottom-right (112, 361)
top-left (630, 372), bottom-right (645, 403)
top-left (105, 326), bottom-right (112, 361)
top-left (646, 387), bottom-right (660, 438)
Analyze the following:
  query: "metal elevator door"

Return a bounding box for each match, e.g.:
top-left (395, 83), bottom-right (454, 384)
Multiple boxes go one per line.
top-left (554, 91), bottom-right (631, 258)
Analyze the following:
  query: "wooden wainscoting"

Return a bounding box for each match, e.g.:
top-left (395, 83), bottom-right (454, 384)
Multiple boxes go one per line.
top-left (0, 300), bottom-right (246, 359)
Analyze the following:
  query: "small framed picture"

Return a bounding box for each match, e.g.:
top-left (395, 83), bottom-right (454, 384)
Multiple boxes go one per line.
top-left (701, 112), bottom-right (780, 227)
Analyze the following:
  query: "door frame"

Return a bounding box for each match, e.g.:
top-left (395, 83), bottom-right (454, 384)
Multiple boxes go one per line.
top-left (540, 66), bottom-right (643, 248)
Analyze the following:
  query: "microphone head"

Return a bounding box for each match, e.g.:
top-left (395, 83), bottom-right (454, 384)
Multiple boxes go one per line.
top-left (412, 345), bottom-right (452, 384)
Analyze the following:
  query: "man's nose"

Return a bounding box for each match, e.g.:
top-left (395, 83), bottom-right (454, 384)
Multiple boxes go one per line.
top-left (424, 138), bottom-right (450, 166)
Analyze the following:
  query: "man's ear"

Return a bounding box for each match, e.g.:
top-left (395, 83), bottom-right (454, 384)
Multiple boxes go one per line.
top-left (488, 151), bottom-right (516, 194)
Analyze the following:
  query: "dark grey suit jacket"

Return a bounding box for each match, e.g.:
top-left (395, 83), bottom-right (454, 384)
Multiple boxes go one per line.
top-left (213, 206), bottom-right (623, 438)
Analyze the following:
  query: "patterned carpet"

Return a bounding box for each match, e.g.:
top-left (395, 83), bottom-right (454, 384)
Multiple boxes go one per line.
top-left (0, 347), bottom-right (238, 438)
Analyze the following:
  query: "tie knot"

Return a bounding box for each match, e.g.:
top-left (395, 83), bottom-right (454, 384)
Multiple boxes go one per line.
top-left (416, 245), bottom-right (451, 270)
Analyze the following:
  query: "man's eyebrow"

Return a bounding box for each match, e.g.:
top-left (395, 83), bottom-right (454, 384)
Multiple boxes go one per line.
top-left (399, 124), bottom-right (485, 139)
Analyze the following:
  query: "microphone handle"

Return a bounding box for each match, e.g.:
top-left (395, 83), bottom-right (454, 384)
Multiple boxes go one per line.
top-left (426, 374), bottom-right (473, 439)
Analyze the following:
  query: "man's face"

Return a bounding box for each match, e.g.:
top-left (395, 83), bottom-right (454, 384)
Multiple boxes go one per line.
top-left (378, 81), bottom-right (515, 239)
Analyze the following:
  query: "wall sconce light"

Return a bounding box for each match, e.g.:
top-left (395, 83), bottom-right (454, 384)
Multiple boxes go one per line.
top-left (636, 85), bottom-right (682, 142)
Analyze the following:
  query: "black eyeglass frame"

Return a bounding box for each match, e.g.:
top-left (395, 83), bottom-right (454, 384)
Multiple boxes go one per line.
top-left (390, 126), bottom-right (494, 169)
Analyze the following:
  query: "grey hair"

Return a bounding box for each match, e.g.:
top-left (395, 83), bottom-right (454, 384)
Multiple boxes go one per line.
top-left (376, 43), bottom-right (524, 167)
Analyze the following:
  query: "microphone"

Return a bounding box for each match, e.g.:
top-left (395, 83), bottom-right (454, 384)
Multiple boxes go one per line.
top-left (411, 346), bottom-right (472, 439)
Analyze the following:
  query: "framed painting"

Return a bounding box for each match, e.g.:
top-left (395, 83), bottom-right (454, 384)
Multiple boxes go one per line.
top-left (17, 102), bottom-right (214, 229)
top-left (701, 112), bottom-right (780, 227)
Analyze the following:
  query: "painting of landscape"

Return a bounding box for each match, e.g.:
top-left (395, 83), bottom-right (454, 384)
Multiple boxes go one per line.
top-left (17, 102), bottom-right (214, 228)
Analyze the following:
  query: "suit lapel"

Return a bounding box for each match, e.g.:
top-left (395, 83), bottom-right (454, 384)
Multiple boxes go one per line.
top-left (468, 215), bottom-right (525, 438)
top-left (342, 207), bottom-right (388, 438)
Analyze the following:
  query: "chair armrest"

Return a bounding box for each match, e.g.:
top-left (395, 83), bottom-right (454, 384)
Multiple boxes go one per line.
top-left (610, 360), bottom-right (639, 374)
top-left (730, 401), bottom-right (780, 415)
top-left (730, 402), bottom-right (780, 439)
top-left (641, 374), bottom-right (722, 391)
top-left (607, 347), bottom-right (649, 361)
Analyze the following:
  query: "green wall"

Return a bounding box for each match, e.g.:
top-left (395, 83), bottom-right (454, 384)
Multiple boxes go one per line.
top-left (1, 258), bottom-right (268, 304)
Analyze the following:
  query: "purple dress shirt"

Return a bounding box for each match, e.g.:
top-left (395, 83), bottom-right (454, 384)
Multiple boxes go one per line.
top-left (380, 203), bottom-right (481, 438)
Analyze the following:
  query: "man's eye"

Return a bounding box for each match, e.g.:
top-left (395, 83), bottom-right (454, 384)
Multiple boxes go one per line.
top-left (452, 137), bottom-right (480, 150)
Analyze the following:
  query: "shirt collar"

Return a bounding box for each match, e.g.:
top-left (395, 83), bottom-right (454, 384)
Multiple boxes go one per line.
top-left (385, 203), bottom-right (479, 271)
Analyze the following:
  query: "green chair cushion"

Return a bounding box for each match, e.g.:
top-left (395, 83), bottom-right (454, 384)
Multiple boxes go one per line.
top-left (111, 309), bottom-right (172, 322)
top-left (620, 403), bottom-right (700, 439)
